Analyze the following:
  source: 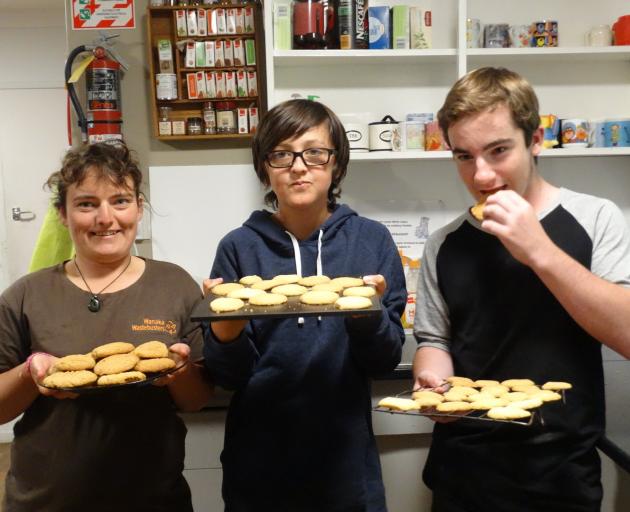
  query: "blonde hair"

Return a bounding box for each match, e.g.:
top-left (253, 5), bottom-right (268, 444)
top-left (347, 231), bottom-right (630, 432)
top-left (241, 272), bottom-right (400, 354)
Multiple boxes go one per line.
top-left (438, 67), bottom-right (540, 147)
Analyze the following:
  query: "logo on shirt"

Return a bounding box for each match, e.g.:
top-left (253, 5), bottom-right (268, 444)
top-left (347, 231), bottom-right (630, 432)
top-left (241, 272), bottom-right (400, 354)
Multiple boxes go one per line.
top-left (131, 318), bottom-right (177, 336)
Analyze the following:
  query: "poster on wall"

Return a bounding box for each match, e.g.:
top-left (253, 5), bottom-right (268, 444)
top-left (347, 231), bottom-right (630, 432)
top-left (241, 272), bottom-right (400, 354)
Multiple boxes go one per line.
top-left (72, 0), bottom-right (136, 30)
top-left (360, 199), bottom-right (448, 334)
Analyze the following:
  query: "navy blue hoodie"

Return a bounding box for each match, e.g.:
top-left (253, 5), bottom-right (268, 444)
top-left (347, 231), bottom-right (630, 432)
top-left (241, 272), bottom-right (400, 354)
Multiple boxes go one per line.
top-left (203, 204), bottom-right (406, 512)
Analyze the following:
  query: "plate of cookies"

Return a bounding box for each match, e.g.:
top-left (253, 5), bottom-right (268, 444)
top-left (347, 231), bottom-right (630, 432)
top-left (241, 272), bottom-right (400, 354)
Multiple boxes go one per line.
top-left (39, 341), bottom-right (186, 393)
top-left (191, 274), bottom-right (382, 322)
top-left (374, 376), bottom-right (572, 426)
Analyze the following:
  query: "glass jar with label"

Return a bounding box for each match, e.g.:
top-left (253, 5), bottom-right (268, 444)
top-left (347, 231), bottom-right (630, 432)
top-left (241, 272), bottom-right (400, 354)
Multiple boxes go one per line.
top-left (203, 102), bottom-right (217, 134)
top-left (158, 106), bottom-right (172, 136)
top-left (216, 101), bottom-right (237, 134)
top-left (187, 117), bottom-right (204, 135)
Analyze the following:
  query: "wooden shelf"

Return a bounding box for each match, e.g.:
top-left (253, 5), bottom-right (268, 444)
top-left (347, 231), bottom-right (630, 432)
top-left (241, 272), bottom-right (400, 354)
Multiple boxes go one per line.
top-left (156, 133), bottom-right (253, 141)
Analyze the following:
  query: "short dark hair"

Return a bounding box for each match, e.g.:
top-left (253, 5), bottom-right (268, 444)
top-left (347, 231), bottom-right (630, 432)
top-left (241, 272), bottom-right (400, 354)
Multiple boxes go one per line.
top-left (251, 99), bottom-right (350, 210)
top-left (438, 67), bottom-right (540, 147)
top-left (46, 143), bottom-right (143, 211)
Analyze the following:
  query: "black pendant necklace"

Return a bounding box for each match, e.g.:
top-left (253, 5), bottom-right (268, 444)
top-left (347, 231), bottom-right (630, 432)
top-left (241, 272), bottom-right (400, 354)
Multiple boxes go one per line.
top-left (74, 256), bottom-right (132, 313)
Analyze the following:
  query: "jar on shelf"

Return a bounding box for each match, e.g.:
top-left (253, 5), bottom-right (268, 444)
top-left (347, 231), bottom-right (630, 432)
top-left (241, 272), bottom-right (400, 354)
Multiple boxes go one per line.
top-left (158, 106), bottom-right (173, 136)
top-left (215, 101), bottom-right (237, 134)
top-left (203, 102), bottom-right (217, 134)
top-left (187, 117), bottom-right (204, 135)
top-left (150, 0), bottom-right (165, 6)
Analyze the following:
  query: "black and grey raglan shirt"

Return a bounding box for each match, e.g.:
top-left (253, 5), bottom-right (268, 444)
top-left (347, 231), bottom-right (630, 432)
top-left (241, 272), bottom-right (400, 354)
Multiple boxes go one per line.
top-left (413, 187), bottom-right (630, 512)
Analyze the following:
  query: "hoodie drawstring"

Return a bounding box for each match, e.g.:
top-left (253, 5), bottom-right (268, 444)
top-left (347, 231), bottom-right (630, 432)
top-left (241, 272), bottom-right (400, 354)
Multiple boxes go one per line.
top-left (286, 229), bottom-right (324, 325)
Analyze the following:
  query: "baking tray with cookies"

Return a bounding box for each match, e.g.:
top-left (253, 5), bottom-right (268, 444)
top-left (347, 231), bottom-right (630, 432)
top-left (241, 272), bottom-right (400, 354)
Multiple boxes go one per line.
top-left (38, 341), bottom-right (187, 394)
top-left (191, 274), bottom-right (383, 322)
top-left (374, 377), bottom-right (572, 427)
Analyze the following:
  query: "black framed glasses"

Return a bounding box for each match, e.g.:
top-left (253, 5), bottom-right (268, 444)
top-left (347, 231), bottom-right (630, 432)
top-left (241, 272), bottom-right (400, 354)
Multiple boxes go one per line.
top-left (266, 148), bottom-right (336, 168)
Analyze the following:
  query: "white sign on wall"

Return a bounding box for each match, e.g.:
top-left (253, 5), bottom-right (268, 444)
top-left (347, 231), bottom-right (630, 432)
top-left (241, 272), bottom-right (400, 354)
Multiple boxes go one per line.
top-left (72, 0), bottom-right (135, 30)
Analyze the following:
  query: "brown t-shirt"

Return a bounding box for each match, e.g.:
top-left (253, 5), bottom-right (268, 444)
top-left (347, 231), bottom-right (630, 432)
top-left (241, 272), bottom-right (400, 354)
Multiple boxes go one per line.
top-left (0, 259), bottom-right (204, 512)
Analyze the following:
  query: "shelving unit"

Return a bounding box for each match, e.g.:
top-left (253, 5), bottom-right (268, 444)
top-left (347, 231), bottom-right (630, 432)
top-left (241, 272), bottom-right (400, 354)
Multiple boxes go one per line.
top-left (263, 0), bottom-right (630, 162)
top-left (146, 3), bottom-right (266, 141)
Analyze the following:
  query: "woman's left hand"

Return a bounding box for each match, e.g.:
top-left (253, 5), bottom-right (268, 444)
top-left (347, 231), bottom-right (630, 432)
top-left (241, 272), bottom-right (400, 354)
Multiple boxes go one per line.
top-left (151, 343), bottom-right (191, 387)
top-left (363, 274), bottom-right (387, 296)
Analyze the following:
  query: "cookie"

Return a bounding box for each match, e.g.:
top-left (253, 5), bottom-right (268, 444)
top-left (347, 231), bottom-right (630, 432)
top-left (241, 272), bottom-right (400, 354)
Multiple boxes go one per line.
top-left (465, 391), bottom-right (495, 403)
top-left (249, 293), bottom-right (288, 306)
top-left (446, 376), bottom-right (475, 387)
top-left (511, 385), bottom-right (541, 395)
top-left (271, 284), bottom-right (308, 296)
top-left (239, 275), bottom-right (262, 285)
top-left (298, 275), bottom-right (331, 287)
top-left (330, 277), bottom-right (365, 289)
top-left (54, 354), bottom-right (95, 371)
top-left (135, 357), bottom-right (176, 374)
top-left (227, 287), bottom-right (265, 300)
top-left (443, 387), bottom-right (476, 402)
top-left (311, 282), bottom-right (344, 293)
top-left (487, 406), bottom-right (531, 420)
top-left (97, 371), bottom-right (147, 386)
top-left (469, 397), bottom-right (508, 410)
top-left (273, 274), bottom-right (300, 284)
top-left (542, 381), bottom-right (572, 391)
top-left (509, 397), bottom-right (543, 410)
top-left (91, 342), bottom-right (135, 359)
top-left (378, 397), bottom-right (421, 411)
top-left (94, 353), bottom-right (140, 376)
top-left (42, 370), bottom-right (98, 389)
top-left (411, 390), bottom-right (445, 402)
top-left (436, 401), bottom-right (472, 412)
top-left (503, 391), bottom-right (530, 402)
top-left (343, 286), bottom-right (376, 298)
top-left (501, 378), bottom-right (535, 389)
top-left (251, 279), bottom-right (282, 291)
top-left (470, 201), bottom-right (486, 221)
top-left (472, 379), bottom-right (500, 388)
top-left (211, 282), bottom-right (244, 296)
top-left (481, 384), bottom-right (510, 396)
top-left (334, 296), bottom-right (372, 310)
top-left (210, 297), bottom-right (245, 313)
top-left (300, 290), bottom-right (339, 305)
top-left (531, 389), bottom-right (562, 402)
top-left (134, 341), bottom-right (169, 359)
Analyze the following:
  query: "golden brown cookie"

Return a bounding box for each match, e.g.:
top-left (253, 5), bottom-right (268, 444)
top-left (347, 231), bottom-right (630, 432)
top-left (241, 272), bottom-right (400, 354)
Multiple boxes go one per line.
top-left (531, 389), bottom-right (563, 402)
top-left (135, 357), bottom-right (176, 374)
top-left (503, 391), bottom-right (530, 402)
top-left (227, 287), bottom-right (265, 300)
top-left (273, 274), bottom-right (300, 284)
top-left (470, 201), bottom-right (486, 221)
top-left (239, 275), bottom-right (262, 285)
top-left (378, 397), bottom-right (421, 411)
top-left (542, 381), bottom-right (572, 391)
top-left (481, 384), bottom-right (510, 396)
top-left (97, 371), bottom-right (147, 386)
top-left (251, 279), bottom-right (282, 290)
top-left (330, 276), bottom-right (365, 289)
top-left (487, 406), bottom-right (531, 420)
top-left (446, 376), bottom-right (475, 387)
top-left (248, 293), bottom-right (288, 306)
top-left (298, 275), bottom-right (331, 287)
top-left (271, 284), bottom-right (308, 296)
top-left (469, 397), bottom-right (508, 410)
top-left (211, 282), bottom-right (244, 296)
top-left (334, 296), bottom-right (372, 310)
top-left (343, 286), bottom-right (376, 298)
top-left (501, 378), bottom-right (535, 389)
top-left (42, 370), bottom-right (98, 389)
top-left (54, 354), bottom-right (96, 371)
top-left (210, 297), bottom-right (245, 313)
top-left (91, 342), bottom-right (135, 359)
top-left (509, 397), bottom-right (543, 410)
top-left (94, 353), bottom-right (140, 376)
top-left (134, 341), bottom-right (169, 359)
top-left (472, 379), bottom-right (500, 388)
top-left (311, 282), bottom-right (344, 293)
top-left (436, 401), bottom-right (472, 412)
top-left (299, 290), bottom-right (339, 305)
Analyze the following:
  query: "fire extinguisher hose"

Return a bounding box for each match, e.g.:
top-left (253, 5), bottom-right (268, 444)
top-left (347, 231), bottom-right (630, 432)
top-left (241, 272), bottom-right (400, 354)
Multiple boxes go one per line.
top-left (65, 45), bottom-right (88, 142)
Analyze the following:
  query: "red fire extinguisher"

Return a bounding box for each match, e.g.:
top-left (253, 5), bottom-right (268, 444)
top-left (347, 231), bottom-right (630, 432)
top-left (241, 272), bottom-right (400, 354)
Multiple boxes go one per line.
top-left (65, 34), bottom-right (127, 144)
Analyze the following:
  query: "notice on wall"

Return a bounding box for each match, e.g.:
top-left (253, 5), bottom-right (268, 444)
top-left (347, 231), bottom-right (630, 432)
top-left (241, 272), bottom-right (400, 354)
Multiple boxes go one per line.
top-left (72, 0), bottom-right (135, 30)
top-left (360, 199), bottom-right (448, 333)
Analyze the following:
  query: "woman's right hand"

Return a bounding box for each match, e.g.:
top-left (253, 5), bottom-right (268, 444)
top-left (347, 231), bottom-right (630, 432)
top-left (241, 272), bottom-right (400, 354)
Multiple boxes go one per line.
top-left (27, 353), bottom-right (78, 400)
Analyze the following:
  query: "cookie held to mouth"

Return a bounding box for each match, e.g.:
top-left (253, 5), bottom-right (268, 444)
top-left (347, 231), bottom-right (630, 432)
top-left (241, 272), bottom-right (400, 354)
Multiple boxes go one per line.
top-left (470, 200), bottom-right (486, 221)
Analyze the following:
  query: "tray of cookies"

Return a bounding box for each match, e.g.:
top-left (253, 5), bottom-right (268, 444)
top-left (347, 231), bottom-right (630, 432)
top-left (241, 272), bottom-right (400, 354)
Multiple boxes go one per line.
top-left (39, 341), bottom-right (186, 393)
top-left (374, 376), bottom-right (572, 426)
top-left (191, 274), bottom-right (382, 322)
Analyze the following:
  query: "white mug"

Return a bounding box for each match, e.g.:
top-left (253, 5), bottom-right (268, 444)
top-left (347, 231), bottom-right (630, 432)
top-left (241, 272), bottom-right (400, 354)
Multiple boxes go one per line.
top-left (369, 115), bottom-right (397, 151)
